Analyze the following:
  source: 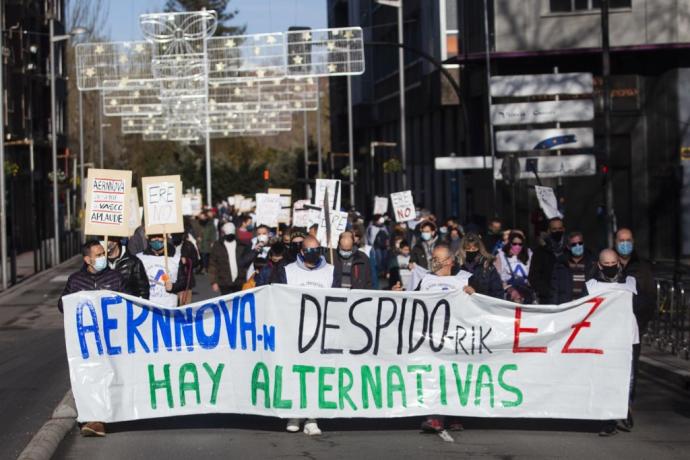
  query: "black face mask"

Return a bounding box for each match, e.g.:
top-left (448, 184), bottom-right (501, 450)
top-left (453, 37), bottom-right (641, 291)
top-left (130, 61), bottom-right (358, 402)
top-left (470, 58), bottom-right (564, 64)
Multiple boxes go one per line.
top-left (224, 234), bottom-right (236, 243)
top-left (302, 250), bottom-right (321, 265)
top-left (601, 265), bottom-right (619, 279)
top-left (465, 250), bottom-right (479, 264)
top-left (550, 231), bottom-right (564, 242)
top-left (290, 242), bottom-right (302, 254)
top-left (171, 235), bottom-right (184, 246)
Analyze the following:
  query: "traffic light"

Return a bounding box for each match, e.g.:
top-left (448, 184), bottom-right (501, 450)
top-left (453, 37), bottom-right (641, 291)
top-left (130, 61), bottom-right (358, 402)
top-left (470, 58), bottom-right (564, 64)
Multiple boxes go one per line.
top-left (263, 169), bottom-right (270, 181)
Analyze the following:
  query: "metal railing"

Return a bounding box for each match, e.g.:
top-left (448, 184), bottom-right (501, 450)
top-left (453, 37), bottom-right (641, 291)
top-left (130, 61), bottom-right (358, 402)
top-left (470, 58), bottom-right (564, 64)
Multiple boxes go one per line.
top-left (643, 278), bottom-right (690, 360)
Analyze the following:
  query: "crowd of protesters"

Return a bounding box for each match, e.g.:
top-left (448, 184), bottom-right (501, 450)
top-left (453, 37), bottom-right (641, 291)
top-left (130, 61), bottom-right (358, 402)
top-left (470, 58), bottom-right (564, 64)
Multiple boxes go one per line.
top-left (59, 200), bottom-right (655, 439)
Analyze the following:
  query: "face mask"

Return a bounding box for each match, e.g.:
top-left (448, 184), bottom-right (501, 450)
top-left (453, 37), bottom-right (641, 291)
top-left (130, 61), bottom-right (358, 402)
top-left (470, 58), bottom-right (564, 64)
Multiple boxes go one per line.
top-left (302, 249), bottom-right (321, 265)
top-left (439, 226), bottom-right (448, 235)
top-left (339, 249), bottom-right (353, 259)
top-left (601, 265), bottom-right (619, 279)
top-left (290, 242), bottom-right (302, 254)
top-left (149, 240), bottom-right (165, 251)
top-left (224, 234), bottom-right (236, 243)
top-left (550, 231), bottom-right (564, 242)
top-left (92, 256), bottom-right (107, 272)
top-left (257, 234), bottom-right (269, 244)
top-left (465, 250), bottom-right (479, 264)
top-left (451, 234), bottom-right (460, 241)
top-left (377, 218), bottom-right (385, 226)
top-left (421, 232), bottom-right (432, 241)
top-left (171, 235), bottom-right (183, 246)
top-left (617, 241), bottom-right (633, 256)
top-left (570, 243), bottom-right (584, 257)
top-left (430, 258), bottom-right (447, 274)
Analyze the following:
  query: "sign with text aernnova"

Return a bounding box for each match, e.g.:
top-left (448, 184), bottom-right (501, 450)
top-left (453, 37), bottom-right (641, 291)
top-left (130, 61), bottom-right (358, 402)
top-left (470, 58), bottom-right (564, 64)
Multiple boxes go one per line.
top-left (142, 175), bottom-right (184, 235)
top-left (84, 168), bottom-right (132, 237)
top-left (62, 287), bottom-right (634, 423)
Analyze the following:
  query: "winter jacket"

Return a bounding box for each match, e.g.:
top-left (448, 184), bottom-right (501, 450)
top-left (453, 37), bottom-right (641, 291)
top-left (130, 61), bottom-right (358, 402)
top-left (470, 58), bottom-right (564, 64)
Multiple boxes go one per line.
top-left (198, 221), bottom-right (217, 254)
top-left (548, 250), bottom-right (596, 304)
top-left (329, 250), bottom-right (373, 289)
top-left (207, 239), bottom-right (254, 290)
top-left (621, 252), bottom-right (656, 332)
top-left (461, 256), bottom-right (504, 299)
top-left (58, 265), bottom-right (125, 313)
top-left (110, 251), bottom-right (150, 299)
top-left (529, 239), bottom-right (565, 303)
top-left (410, 238), bottom-right (436, 270)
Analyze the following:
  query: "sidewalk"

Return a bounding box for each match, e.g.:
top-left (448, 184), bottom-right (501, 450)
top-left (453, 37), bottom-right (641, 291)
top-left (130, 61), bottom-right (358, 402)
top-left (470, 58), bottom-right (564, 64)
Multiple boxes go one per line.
top-left (639, 346), bottom-right (690, 393)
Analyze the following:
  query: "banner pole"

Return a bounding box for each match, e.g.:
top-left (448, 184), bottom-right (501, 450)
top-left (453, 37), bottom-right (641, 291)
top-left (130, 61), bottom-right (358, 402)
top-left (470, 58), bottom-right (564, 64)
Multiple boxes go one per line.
top-left (163, 231), bottom-right (169, 276)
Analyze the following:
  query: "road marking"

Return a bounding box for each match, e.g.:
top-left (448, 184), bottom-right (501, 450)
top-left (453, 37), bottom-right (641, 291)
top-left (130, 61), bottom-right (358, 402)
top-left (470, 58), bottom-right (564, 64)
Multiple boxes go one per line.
top-left (50, 275), bottom-right (69, 283)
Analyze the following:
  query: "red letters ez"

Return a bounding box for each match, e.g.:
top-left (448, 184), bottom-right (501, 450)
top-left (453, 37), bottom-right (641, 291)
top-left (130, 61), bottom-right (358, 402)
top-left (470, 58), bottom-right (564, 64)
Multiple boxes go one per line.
top-left (513, 307), bottom-right (547, 353)
top-left (561, 297), bottom-right (604, 355)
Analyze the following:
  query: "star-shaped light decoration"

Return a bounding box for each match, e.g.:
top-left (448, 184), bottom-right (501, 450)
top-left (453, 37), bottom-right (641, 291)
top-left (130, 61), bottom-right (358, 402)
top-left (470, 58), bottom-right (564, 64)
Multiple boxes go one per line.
top-left (234, 88), bottom-right (242, 96)
top-left (302, 31), bottom-right (312, 41)
top-left (133, 90), bottom-right (140, 98)
top-left (134, 43), bottom-right (145, 53)
top-left (328, 63), bottom-right (338, 73)
top-left (292, 55), bottom-right (304, 65)
top-left (225, 39), bottom-right (236, 48)
top-left (109, 99), bottom-right (118, 106)
top-left (85, 67), bottom-right (96, 78)
top-left (215, 62), bottom-right (225, 71)
top-left (254, 46), bottom-right (261, 56)
top-left (307, 77), bottom-right (315, 85)
top-left (294, 101), bottom-right (303, 109)
top-left (133, 105), bottom-right (140, 113)
top-left (343, 30), bottom-right (354, 39)
top-left (294, 85), bottom-right (302, 92)
top-left (95, 45), bottom-right (105, 54)
top-left (127, 120), bottom-right (134, 127)
top-left (266, 35), bottom-right (277, 44)
top-left (256, 69), bottom-right (266, 78)
top-left (327, 41), bottom-right (336, 51)
top-left (119, 54), bottom-right (129, 64)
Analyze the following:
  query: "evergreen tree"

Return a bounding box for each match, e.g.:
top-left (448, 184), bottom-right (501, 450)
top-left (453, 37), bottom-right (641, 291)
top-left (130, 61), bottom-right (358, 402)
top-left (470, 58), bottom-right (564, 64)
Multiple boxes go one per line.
top-left (164, 0), bottom-right (246, 36)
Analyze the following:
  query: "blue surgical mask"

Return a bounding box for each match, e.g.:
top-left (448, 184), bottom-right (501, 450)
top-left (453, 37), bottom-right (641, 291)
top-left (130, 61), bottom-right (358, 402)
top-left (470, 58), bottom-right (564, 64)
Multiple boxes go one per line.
top-left (150, 240), bottom-right (165, 251)
top-left (570, 243), bottom-right (584, 257)
top-left (617, 241), bottom-right (633, 256)
top-left (93, 256), bottom-right (107, 272)
top-left (339, 249), bottom-right (353, 259)
top-left (421, 232), bottom-right (432, 241)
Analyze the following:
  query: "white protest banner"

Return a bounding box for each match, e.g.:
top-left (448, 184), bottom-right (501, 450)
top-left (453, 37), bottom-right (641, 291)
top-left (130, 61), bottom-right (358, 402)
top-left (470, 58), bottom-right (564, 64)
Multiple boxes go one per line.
top-left (84, 169), bottom-right (132, 237)
top-left (268, 188), bottom-right (293, 224)
top-left (390, 191), bottom-right (416, 223)
top-left (128, 187), bottom-right (141, 233)
top-left (255, 193), bottom-right (283, 228)
top-left (62, 288), bottom-right (634, 423)
top-left (292, 199), bottom-right (311, 228)
top-left (142, 175), bottom-right (184, 235)
top-left (373, 196), bottom-right (389, 216)
top-left (317, 210), bottom-right (348, 248)
top-left (314, 179), bottom-right (341, 211)
top-left (534, 186), bottom-right (563, 220)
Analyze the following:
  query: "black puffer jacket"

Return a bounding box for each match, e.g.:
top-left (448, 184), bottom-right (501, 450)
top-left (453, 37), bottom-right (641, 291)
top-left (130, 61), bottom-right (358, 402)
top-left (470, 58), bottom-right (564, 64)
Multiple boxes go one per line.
top-left (460, 256), bottom-right (504, 299)
top-left (58, 265), bottom-right (125, 313)
top-left (110, 251), bottom-right (150, 299)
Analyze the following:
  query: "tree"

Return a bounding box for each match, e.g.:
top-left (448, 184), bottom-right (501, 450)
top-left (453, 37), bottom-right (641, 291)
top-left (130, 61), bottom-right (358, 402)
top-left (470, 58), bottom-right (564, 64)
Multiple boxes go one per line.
top-left (164, 0), bottom-right (246, 36)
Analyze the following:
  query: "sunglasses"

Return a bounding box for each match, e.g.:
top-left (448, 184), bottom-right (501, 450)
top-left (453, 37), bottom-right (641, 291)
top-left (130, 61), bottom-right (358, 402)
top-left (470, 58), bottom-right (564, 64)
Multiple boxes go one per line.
top-left (511, 242), bottom-right (523, 246)
top-left (303, 247), bottom-right (320, 254)
top-left (569, 242), bottom-right (584, 248)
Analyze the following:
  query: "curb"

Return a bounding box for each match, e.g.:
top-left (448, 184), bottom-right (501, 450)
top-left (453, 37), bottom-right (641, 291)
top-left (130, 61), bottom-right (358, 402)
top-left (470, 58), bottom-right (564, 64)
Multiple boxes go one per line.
top-left (639, 356), bottom-right (690, 393)
top-left (16, 390), bottom-right (77, 460)
top-left (0, 255), bottom-right (80, 303)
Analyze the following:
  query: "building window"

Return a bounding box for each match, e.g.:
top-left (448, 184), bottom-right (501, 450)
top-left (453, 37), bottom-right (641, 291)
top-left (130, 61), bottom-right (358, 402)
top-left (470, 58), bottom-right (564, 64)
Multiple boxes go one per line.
top-left (549, 0), bottom-right (631, 12)
top-left (440, 0), bottom-right (459, 59)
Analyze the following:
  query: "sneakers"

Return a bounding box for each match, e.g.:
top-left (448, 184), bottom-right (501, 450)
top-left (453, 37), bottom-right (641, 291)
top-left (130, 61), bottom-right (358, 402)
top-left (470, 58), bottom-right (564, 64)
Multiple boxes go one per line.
top-left (303, 419), bottom-right (322, 436)
top-left (80, 421), bottom-right (106, 437)
top-left (447, 419), bottom-right (464, 431)
top-left (598, 422), bottom-right (618, 437)
top-left (286, 418), bottom-right (300, 433)
top-left (421, 417), bottom-right (444, 433)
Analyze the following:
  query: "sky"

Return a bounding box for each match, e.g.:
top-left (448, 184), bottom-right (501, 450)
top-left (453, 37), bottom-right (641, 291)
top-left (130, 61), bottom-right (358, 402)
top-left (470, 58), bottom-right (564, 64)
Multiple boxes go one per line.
top-left (104, 0), bottom-right (328, 42)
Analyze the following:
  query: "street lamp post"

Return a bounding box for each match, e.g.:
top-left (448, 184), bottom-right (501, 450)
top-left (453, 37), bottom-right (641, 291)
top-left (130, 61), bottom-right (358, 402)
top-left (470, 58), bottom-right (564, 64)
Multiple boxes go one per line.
top-left (50, 19), bottom-right (87, 266)
top-left (375, 0), bottom-right (407, 190)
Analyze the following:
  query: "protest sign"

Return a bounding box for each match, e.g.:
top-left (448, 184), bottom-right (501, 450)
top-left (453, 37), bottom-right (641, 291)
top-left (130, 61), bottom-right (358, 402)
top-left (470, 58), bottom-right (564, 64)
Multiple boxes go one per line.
top-left (374, 196), bottom-right (389, 216)
top-left (84, 169), bottom-right (132, 237)
top-left (390, 191), bottom-right (416, 222)
top-left (292, 200), bottom-right (311, 228)
top-left (534, 186), bottom-right (563, 220)
top-left (255, 193), bottom-right (283, 228)
top-left (182, 196), bottom-right (193, 216)
top-left (314, 179), bottom-right (341, 211)
top-left (268, 188), bottom-right (293, 224)
top-left (317, 210), bottom-right (348, 248)
top-left (304, 204), bottom-right (323, 230)
top-left (128, 187), bottom-right (141, 233)
top-left (239, 198), bottom-right (254, 213)
top-left (141, 175), bottom-right (184, 235)
top-left (62, 287), bottom-right (634, 423)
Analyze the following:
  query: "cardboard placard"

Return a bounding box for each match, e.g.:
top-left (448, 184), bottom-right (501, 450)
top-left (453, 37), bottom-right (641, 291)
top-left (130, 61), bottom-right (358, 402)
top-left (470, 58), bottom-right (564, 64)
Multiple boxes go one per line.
top-left (373, 196), bottom-right (389, 215)
top-left (390, 190), bottom-right (417, 223)
top-left (314, 179), bottom-right (341, 211)
top-left (84, 168), bottom-right (132, 237)
top-left (292, 199), bottom-right (311, 228)
top-left (535, 186), bottom-right (563, 220)
top-left (142, 175), bottom-right (184, 235)
top-left (317, 210), bottom-right (348, 248)
top-left (268, 188), bottom-right (293, 224)
top-left (255, 193), bottom-right (283, 228)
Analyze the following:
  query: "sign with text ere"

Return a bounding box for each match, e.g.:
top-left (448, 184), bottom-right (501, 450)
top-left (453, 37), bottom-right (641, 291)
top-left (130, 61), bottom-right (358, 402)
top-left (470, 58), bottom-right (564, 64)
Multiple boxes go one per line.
top-left (84, 168), bottom-right (132, 237)
top-left (142, 175), bottom-right (184, 235)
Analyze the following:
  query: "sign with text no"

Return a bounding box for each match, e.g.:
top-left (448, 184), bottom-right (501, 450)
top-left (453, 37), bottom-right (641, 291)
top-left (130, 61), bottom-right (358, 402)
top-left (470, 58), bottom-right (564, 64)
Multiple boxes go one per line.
top-left (142, 175), bottom-right (184, 235)
top-left (84, 168), bottom-right (132, 237)
top-left (391, 191), bottom-right (416, 223)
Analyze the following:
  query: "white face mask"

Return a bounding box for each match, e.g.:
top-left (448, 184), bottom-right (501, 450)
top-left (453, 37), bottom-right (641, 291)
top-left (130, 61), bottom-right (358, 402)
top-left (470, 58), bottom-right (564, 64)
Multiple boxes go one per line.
top-left (257, 234), bottom-right (269, 244)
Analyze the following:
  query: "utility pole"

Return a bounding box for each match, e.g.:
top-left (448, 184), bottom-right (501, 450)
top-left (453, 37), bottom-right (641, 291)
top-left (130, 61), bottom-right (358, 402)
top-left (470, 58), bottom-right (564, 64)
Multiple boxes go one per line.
top-left (601, 0), bottom-right (615, 247)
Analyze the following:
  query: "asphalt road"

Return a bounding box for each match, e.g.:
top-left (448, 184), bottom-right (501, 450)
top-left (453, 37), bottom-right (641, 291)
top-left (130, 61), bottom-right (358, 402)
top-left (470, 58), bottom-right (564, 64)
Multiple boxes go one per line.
top-left (2, 264), bottom-right (690, 459)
